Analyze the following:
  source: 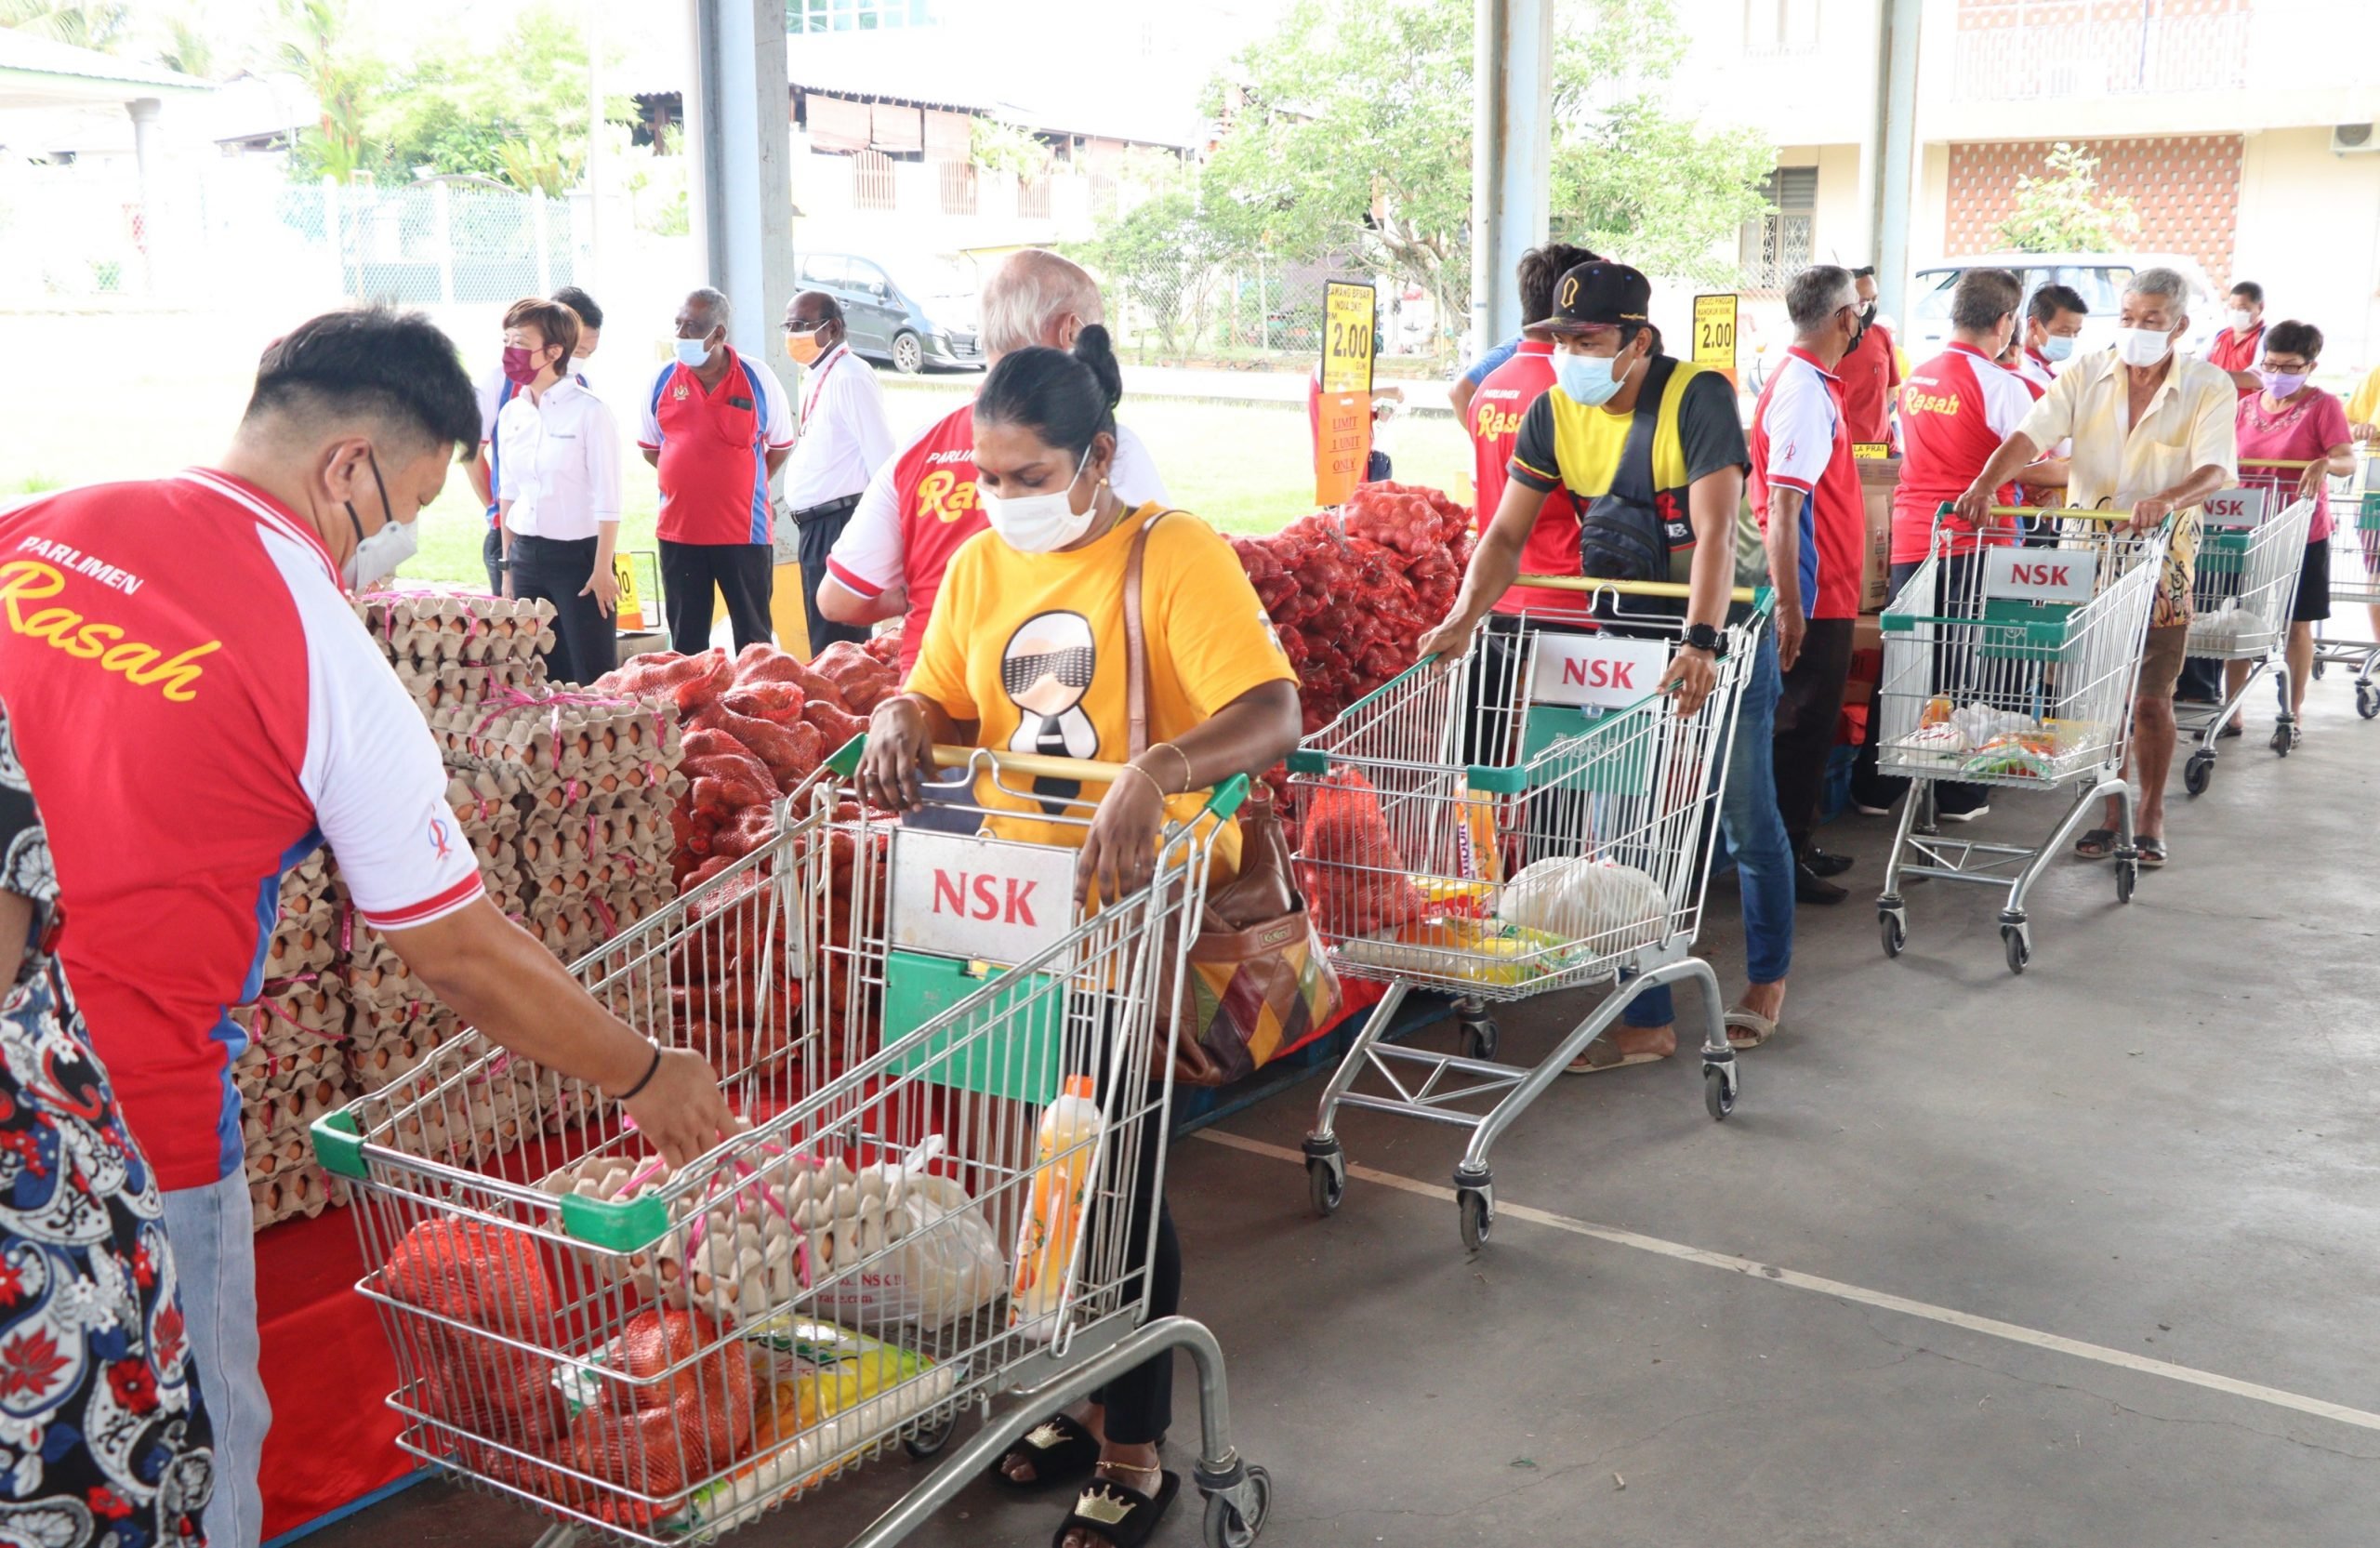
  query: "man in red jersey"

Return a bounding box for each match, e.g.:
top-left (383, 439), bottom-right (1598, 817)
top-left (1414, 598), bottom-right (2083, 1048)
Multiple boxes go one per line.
top-left (1837, 265), bottom-right (1903, 447)
top-left (0, 309), bottom-right (732, 1548)
top-left (2205, 279), bottom-right (2265, 395)
top-left (1749, 264), bottom-right (1870, 902)
top-left (1467, 242), bottom-right (1600, 616)
top-left (815, 249), bottom-right (1168, 675)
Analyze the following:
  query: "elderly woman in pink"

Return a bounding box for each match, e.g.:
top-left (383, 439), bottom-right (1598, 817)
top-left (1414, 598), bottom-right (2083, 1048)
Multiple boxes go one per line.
top-left (2229, 319), bottom-right (2356, 748)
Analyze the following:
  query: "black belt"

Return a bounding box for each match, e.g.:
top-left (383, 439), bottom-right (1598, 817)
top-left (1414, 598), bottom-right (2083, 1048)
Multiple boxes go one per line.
top-left (791, 493), bottom-right (862, 527)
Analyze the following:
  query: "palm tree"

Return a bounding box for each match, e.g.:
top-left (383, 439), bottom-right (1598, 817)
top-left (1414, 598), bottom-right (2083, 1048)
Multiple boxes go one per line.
top-left (0, 0), bottom-right (135, 51)
top-left (277, 0), bottom-right (375, 182)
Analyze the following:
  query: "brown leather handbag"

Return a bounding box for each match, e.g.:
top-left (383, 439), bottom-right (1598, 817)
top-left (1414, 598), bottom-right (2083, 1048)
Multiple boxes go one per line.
top-left (1124, 513), bottom-right (1343, 1087)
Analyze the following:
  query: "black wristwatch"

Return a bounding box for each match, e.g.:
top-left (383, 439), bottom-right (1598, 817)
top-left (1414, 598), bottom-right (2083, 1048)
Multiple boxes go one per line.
top-left (1682, 622), bottom-right (1726, 658)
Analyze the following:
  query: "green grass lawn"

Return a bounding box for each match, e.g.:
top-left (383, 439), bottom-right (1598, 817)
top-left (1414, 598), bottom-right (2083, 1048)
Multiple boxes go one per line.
top-left (0, 314), bottom-right (1476, 589)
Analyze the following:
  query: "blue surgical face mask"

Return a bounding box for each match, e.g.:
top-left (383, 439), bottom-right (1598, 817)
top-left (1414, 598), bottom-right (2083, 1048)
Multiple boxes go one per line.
top-left (2040, 334), bottom-right (2077, 363)
top-left (1556, 350), bottom-right (1627, 407)
top-left (673, 334), bottom-right (714, 369)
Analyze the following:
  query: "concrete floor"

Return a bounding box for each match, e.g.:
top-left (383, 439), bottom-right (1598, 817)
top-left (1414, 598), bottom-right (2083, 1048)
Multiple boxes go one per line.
top-left (311, 686), bottom-right (2380, 1548)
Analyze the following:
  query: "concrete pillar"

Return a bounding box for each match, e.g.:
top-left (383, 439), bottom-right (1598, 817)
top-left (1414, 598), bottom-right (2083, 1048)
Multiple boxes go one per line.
top-left (1871, 0), bottom-right (1924, 321)
top-left (127, 97), bottom-right (162, 292)
top-left (1470, 0), bottom-right (1553, 360)
top-left (685, 0), bottom-right (797, 404)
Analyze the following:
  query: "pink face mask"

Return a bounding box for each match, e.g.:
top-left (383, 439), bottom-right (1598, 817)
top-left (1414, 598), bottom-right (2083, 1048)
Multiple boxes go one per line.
top-left (2258, 367), bottom-right (2309, 399)
top-left (501, 345), bottom-right (541, 386)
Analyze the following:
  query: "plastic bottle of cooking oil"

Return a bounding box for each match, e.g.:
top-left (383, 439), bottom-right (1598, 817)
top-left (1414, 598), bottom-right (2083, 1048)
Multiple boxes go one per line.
top-left (1010, 1075), bottom-right (1102, 1342)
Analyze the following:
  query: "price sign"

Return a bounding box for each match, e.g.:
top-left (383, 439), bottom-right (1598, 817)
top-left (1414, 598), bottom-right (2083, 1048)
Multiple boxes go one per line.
top-left (1982, 546), bottom-right (2099, 604)
top-left (1852, 442), bottom-right (1893, 460)
top-left (1528, 632), bottom-right (1674, 709)
top-left (613, 554), bottom-right (644, 629)
top-left (1316, 278), bottom-right (1378, 505)
top-left (889, 827), bottom-right (1078, 968)
top-left (2199, 487), bottom-right (2268, 529)
top-left (1320, 280), bottom-right (1377, 396)
top-left (1692, 294), bottom-right (1739, 380)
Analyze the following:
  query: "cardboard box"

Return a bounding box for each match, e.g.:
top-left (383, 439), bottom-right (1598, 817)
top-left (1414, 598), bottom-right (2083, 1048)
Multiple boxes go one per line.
top-left (1857, 456), bottom-right (1900, 614)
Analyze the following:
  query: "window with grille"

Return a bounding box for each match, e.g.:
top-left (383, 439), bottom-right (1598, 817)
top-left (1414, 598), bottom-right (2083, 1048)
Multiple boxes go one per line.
top-left (938, 161), bottom-right (978, 216)
top-left (853, 150), bottom-right (896, 211)
top-left (1739, 167), bottom-right (1817, 292)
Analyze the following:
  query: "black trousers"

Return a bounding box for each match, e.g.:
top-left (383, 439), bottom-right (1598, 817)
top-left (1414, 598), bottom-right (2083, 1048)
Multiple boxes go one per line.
top-left (1849, 558), bottom-right (1988, 814)
top-left (482, 524), bottom-right (505, 596)
top-left (509, 534), bottom-right (615, 685)
top-left (1772, 616), bottom-right (1857, 856)
top-left (659, 539), bottom-right (774, 656)
top-left (792, 495), bottom-right (871, 655)
top-left (1087, 1085), bottom-right (1179, 1446)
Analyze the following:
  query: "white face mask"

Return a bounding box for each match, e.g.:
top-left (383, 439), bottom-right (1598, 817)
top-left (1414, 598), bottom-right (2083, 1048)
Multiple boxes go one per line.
top-left (2114, 326), bottom-right (2174, 369)
top-left (980, 446), bottom-right (1100, 555)
top-left (336, 449), bottom-right (418, 589)
top-left (2227, 309), bottom-right (2254, 334)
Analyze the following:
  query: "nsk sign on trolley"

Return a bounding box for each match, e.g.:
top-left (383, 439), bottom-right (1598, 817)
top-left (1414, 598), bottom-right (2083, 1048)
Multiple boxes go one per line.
top-left (1981, 545), bottom-right (2100, 604)
top-left (887, 826), bottom-right (1078, 965)
top-left (1527, 632), bottom-right (1673, 709)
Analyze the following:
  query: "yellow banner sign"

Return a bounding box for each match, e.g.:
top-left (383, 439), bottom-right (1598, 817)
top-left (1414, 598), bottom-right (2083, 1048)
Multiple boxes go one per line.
top-left (614, 550), bottom-right (656, 633)
top-left (1320, 280), bottom-right (1377, 397)
top-left (1692, 294), bottom-right (1739, 377)
top-left (1852, 442), bottom-right (1894, 460)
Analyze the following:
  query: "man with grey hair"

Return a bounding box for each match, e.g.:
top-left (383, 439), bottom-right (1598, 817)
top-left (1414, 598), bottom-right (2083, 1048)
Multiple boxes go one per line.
top-left (816, 248), bottom-right (1168, 671)
top-left (638, 285), bottom-right (794, 653)
top-left (1956, 265), bottom-right (2237, 870)
top-left (1749, 263), bottom-right (1871, 903)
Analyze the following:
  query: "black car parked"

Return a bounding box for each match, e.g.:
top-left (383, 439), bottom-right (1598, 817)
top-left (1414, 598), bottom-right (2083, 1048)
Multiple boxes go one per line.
top-left (793, 252), bottom-right (984, 373)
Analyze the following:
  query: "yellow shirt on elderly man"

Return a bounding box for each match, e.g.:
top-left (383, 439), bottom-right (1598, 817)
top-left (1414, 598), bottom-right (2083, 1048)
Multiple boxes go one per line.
top-left (2015, 344), bottom-right (2240, 628)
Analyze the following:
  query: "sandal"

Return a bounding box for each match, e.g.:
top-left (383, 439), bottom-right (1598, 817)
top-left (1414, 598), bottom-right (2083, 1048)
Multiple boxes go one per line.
top-left (2073, 828), bottom-right (2117, 861)
top-left (992, 1412), bottom-right (1103, 1493)
top-left (2136, 836), bottom-right (2167, 869)
top-left (1724, 1009), bottom-right (1778, 1050)
top-left (1051, 1467), bottom-right (1180, 1548)
top-left (1565, 1036), bottom-right (1667, 1075)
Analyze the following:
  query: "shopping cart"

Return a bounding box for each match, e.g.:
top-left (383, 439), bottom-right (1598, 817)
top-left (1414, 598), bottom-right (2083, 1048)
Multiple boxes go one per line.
top-left (312, 747), bottom-right (1274, 1548)
top-left (2173, 463), bottom-right (2317, 787)
top-left (1873, 509), bottom-right (2169, 974)
top-left (2311, 452), bottom-right (2380, 711)
top-left (1291, 577), bottom-right (1771, 1251)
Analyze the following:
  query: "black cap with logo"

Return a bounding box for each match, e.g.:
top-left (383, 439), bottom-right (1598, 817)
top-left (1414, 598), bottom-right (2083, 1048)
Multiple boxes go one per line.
top-left (1543, 261), bottom-right (1653, 335)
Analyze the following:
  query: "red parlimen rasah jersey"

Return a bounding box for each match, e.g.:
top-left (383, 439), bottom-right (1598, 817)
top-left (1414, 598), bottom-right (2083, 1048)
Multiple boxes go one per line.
top-left (0, 470), bottom-right (483, 1189)
top-left (1468, 340), bottom-right (1582, 616)
top-left (826, 403), bottom-right (980, 676)
top-left (1893, 341), bottom-right (2039, 562)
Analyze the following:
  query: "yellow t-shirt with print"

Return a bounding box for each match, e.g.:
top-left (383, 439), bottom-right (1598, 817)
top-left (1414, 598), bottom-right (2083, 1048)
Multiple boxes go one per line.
top-left (906, 502), bottom-right (1297, 878)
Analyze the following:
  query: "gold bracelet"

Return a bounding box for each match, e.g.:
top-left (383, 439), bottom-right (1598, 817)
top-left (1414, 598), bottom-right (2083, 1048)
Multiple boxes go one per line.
top-left (1117, 763), bottom-right (1168, 803)
top-left (1150, 740), bottom-right (1193, 794)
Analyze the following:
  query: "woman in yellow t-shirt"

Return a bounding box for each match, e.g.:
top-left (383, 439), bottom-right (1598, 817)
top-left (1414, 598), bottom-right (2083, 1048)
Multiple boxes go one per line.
top-left (858, 326), bottom-right (1299, 1548)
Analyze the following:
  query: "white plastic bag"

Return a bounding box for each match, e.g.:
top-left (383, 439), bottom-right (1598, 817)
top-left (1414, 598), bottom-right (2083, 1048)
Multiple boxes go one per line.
top-left (814, 1140), bottom-right (1007, 1327)
top-left (1495, 856), bottom-right (1667, 955)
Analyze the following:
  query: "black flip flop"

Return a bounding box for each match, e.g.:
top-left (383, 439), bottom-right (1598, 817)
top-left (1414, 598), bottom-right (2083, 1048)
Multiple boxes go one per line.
top-left (2136, 836), bottom-right (2167, 869)
top-left (2073, 827), bottom-right (2117, 861)
top-left (1051, 1470), bottom-right (1180, 1548)
top-left (990, 1412), bottom-right (1103, 1494)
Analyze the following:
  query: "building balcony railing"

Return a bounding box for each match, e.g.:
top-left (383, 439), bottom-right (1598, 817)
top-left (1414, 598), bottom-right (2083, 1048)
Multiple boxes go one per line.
top-left (1949, 0), bottom-right (2375, 103)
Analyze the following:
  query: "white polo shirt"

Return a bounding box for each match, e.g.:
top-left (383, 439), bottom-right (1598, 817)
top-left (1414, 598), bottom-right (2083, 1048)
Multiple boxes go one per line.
top-left (496, 377), bottom-right (623, 542)
top-left (785, 343), bottom-right (896, 513)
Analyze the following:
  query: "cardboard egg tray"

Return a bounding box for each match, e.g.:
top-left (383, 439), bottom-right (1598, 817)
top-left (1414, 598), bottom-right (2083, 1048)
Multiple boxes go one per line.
top-left (393, 657), bottom-right (543, 714)
top-left (250, 1164), bottom-right (349, 1231)
top-left (352, 591), bottom-right (557, 668)
top-left (430, 700), bottom-right (677, 783)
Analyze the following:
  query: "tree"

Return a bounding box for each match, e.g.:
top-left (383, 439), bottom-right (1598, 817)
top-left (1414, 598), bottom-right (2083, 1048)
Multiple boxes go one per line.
top-left (1995, 141), bottom-right (2139, 253)
top-left (1070, 183), bottom-right (1240, 363)
top-left (280, 0), bottom-right (378, 183)
top-left (0, 0), bottom-right (131, 51)
top-left (1198, 0), bottom-right (1773, 352)
top-left (371, 7), bottom-right (626, 192)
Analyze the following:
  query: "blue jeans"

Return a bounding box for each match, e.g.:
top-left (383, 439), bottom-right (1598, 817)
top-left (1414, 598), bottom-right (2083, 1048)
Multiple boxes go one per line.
top-left (1625, 628), bottom-right (1793, 1026)
top-left (161, 1171), bottom-right (271, 1548)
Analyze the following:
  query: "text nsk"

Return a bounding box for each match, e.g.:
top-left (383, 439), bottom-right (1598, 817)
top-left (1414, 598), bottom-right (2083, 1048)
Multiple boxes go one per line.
top-left (1561, 656), bottom-right (1640, 690)
top-left (930, 870), bottom-right (1040, 926)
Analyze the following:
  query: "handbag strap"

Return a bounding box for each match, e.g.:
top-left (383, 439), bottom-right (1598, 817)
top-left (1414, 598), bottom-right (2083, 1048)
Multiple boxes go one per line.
top-left (1122, 508), bottom-right (1183, 761)
top-left (1609, 352), bottom-right (1678, 509)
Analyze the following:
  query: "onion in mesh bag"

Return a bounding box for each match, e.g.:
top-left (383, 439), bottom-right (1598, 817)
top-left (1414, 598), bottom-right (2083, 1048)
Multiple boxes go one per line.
top-left (1495, 856), bottom-right (1667, 954)
top-left (383, 1218), bottom-right (556, 1332)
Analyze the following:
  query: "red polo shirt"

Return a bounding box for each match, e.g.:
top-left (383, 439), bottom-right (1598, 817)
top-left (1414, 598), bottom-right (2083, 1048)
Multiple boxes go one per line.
top-left (2207, 322), bottom-right (2264, 398)
top-left (1467, 340), bottom-right (1580, 615)
top-left (1893, 342), bottom-right (2041, 562)
top-left (635, 347), bottom-right (794, 546)
top-left (1837, 322), bottom-right (1900, 445)
top-left (1749, 347), bottom-right (1865, 620)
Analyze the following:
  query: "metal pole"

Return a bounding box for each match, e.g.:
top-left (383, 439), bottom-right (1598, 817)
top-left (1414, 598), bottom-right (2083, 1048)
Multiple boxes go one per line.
top-left (1872, 0), bottom-right (1923, 323)
top-left (686, 0), bottom-right (798, 400)
top-left (533, 186), bottom-right (551, 294)
top-left (433, 179), bottom-right (455, 306)
top-left (1470, 0), bottom-right (1552, 361)
top-left (321, 174), bottom-right (343, 303)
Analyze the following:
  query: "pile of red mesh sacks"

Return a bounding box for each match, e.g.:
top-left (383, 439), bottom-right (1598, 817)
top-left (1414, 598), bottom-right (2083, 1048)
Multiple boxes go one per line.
top-left (593, 640), bottom-right (899, 889)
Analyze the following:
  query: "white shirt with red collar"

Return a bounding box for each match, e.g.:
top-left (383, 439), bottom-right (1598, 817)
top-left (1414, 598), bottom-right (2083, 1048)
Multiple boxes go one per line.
top-left (0, 470), bottom-right (483, 1190)
top-left (1749, 345), bottom-right (1866, 621)
top-left (2016, 347), bottom-right (2059, 394)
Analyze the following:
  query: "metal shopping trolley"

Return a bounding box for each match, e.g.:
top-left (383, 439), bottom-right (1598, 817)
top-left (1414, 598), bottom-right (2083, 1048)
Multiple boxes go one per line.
top-left (1873, 509), bottom-right (2169, 974)
top-left (311, 748), bottom-right (1273, 1548)
top-left (2173, 464), bottom-right (2317, 787)
top-left (1291, 578), bottom-right (1771, 1251)
top-left (2311, 452), bottom-right (2380, 709)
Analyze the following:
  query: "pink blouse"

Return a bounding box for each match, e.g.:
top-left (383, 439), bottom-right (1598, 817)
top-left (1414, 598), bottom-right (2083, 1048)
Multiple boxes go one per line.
top-left (2235, 387), bottom-right (2350, 542)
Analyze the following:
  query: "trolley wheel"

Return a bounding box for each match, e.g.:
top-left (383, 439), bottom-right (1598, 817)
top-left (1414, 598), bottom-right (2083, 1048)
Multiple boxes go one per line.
top-left (2183, 750), bottom-right (2215, 797)
top-left (2002, 923), bottom-right (2030, 975)
top-left (1202, 1465), bottom-right (1272, 1548)
top-left (1704, 1065), bottom-right (1735, 1121)
top-left (903, 1409), bottom-right (959, 1460)
top-left (2271, 722), bottom-right (2294, 756)
top-left (2358, 681), bottom-right (2379, 720)
top-left (2116, 856), bottom-right (2137, 905)
top-left (1458, 1014), bottom-right (1499, 1061)
top-left (2312, 656), bottom-right (2326, 681)
top-left (1306, 1157), bottom-right (1343, 1216)
top-left (1457, 1188), bottom-right (1493, 1250)
top-left (1880, 911), bottom-right (1907, 958)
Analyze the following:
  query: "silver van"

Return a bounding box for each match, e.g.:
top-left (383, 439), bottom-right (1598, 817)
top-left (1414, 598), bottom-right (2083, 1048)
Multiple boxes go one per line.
top-left (1907, 253), bottom-right (2222, 364)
